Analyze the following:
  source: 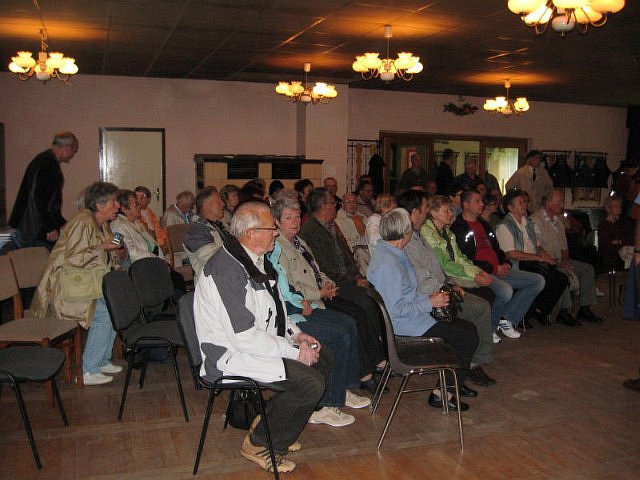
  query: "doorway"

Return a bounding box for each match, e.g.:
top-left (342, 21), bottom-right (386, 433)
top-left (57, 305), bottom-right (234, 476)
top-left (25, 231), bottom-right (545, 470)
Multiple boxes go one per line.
top-left (99, 128), bottom-right (166, 213)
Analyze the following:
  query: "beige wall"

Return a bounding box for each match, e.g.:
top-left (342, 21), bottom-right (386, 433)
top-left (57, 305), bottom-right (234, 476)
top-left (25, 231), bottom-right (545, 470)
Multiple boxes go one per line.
top-left (0, 72), bottom-right (628, 222)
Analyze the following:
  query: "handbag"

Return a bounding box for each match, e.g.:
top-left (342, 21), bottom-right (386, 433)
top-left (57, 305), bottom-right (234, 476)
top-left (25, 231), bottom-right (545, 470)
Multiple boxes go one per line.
top-left (61, 265), bottom-right (109, 302)
top-left (226, 389), bottom-right (262, 430)
top-left (431, 283), bottom-right (463, 323)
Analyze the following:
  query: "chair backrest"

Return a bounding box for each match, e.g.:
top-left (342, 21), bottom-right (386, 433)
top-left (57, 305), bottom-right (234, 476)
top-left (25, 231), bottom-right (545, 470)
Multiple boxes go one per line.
top-left (366, 288), bottom-right (402, 370)
top-left (129, 257), bottom-right (175, 315)
top-left (167, 223), bottom-right (190, 255)
top-left (102, 270), bottom-right (142, 331)
top-left (8, 247), bottom-right (49, 289)
top-left (177, 292), bottom-right (202, 369)
top-left (0, 255), bottom-right (23, 318)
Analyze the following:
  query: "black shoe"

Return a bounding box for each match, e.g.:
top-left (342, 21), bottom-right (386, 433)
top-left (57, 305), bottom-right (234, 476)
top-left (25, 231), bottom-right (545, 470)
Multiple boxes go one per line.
top-left (528, 311), bottom-right (551, 326)
top-left (517, 318), bottom-right (534, 329)
top-left (468, 365), bottom-right (496, 387)
top-left (428, 393), bottom-right (469, 411)
top-left (556, 309), bottom-right (581, 327)
top-left (360, 378), bottom-right (389, 395)
top-left (577, 306), bottom-right (603, 323)
top-left (449, 385), bottom-right (478, 398)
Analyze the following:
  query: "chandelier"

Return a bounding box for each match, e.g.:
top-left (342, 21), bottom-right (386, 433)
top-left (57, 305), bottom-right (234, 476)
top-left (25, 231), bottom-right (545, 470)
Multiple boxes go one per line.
top-left (507, 0), bottom-right (626, 35)
top-left (8, 29), bottom-right (78, 82)
top-left (275, 63), bottom-right (337, 105)
top-left (352, 25), bottom-right (423, 82)
top-left (484, 80), bottom-right (530, 117)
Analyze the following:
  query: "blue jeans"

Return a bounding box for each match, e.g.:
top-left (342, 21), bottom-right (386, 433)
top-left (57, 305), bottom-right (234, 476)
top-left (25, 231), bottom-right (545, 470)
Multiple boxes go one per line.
top-left (298, 308), bottom-right (360, 407)
top-left (489, 270), bottom-right (546, 328)
top-left (83, 298), bottom-right (117, 374)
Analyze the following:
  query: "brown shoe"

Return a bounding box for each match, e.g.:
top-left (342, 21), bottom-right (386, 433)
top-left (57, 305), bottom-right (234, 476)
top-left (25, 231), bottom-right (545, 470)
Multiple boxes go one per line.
top-left (249, 414), bottom-right (301, 453)
top-left (240, 435), bottom-right (296, 473)
top-left (468, 365), bottom-right (496, 387)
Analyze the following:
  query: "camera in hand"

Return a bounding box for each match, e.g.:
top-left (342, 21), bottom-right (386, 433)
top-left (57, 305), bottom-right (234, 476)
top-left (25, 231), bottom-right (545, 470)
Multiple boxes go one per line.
top-left (431, 283), bottom-right (463, 323)
top-left (111, 232), bottom-right (124, 246)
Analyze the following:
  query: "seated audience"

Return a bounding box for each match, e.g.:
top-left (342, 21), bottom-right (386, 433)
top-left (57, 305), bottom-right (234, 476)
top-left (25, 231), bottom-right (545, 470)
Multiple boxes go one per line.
top-left (220, 184), bottom-right (240, 228)
top-left (368, 208), bottom-right (479, 411)
top-left (495, 190), bottom-right (572, 326)
top-left (135, 185), bottom-right (167, 250)
top-left (268, 180), bottom-right (285, 205)
top-left (299, 187), bottom-right (387, 392)
top-left (355, 178), bottom-right (375, 217)
top-left (184, 186), bottom-right (228, 279)
top-left (366, 193), bottom-right (397, 257)
top-left (451, 190), bottom-right (545, 335)
top-left (270, 198), bottom-right (372, 427)
top-left (111, 189), bottom-right (166, 268)
top-left (421, 195), bottom-right (496, 307)
top-left (336, 192), bottom-right (370, 275)
top-left (425, 180), bottom-right (438, 197)
top-left (323, 176), bottom-right (342, 210)
top-left (161, 190), bottom-right (195, 227)
top-left (193, 201), bottom-right (329, 473)
top-left (31, 182), bottom-right (123, 386)
top-left (480, 193), bottom-right (502, 229)
top-left (397, 190), bottom-right (496, 386)
top-left (598, 193), bottom-right (634, 270)
top-left (294, 179), bottom-right (314, 217)
top-left (455, 158), bottom-right (484, 191)
top-left (530, 190), bottom-right (603, 324)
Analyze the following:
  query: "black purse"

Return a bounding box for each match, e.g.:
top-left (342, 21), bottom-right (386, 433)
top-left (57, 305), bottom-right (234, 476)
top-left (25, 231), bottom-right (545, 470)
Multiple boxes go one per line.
top-left (226, 390), bottom-right (262, 430)
top-left (431, 283), bottom-right (463, 323)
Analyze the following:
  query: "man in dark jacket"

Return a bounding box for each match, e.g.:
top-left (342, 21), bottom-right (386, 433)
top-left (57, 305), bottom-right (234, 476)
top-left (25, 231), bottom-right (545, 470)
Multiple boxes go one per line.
top-left (436, 148), bottom-right (455, 195)
top-left (451, 189), bottom-right (545, 335)
top-left (9, 131), bottom-right (78, 248)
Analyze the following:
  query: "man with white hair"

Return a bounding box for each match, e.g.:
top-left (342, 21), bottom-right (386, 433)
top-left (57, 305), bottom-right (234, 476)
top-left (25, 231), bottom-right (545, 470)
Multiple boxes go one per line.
top-left (193, 201), bottom-right (329, 473)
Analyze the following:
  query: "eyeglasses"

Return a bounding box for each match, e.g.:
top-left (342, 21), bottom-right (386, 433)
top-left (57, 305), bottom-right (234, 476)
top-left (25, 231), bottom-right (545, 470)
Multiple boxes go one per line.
top-left (253, 226), bottom-right (278, 232)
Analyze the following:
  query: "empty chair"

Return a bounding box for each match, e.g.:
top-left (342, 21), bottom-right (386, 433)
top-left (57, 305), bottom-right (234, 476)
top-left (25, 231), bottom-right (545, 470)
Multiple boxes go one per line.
top-left (366, 288), bottom-right (464, 451)
top-left (8, 246), bottom-right (49, 314)
top-left (102, 270), bottom-right (188, 422)
top-left (129, 257), bottom-right (178, 322)
top-left (0, 346), bottom-right (68, 469)
top-left (176, 293), bottom-right (282, 478)
top-left (166, 223), bottom-right (194, 284)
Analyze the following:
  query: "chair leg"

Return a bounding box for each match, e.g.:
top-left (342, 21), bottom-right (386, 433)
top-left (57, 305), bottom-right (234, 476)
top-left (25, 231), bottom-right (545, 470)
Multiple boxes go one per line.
top-left (438, 370), bottom-right (449, 416)
top-left (51, 378), bottom-right (69, 426)
top-left (194, 388), bottom-right (217, 475)
top-left (254, 388), bottom-right (279, 480)
top-left (139, 350), bottom-right (151, 389)
top-left (371, 364), bottom-right (391, 415)
top-left (446, 367), bottom-right (464, 452)
top-left (222, 391), bottom-right (234, 430)
top-left (12, 381), bottom-right (42, 469)
top-left (118, 354), bottom-right (135, 421)
top-left (377, 374), bottom-right (410, 450)
top-left (169, 347), bottom-right (189, 422)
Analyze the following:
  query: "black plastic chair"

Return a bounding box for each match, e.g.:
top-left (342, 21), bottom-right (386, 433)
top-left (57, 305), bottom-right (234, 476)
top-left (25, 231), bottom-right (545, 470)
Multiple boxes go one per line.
top-left (102, 270), bottom-right (188, 422)
top-left (366, 288), bottom-right (464, 451)
top-left (0, 346), bottom-right (68, 469)
top-left (176, 292), bottom-right (282, 479)
top-left (129, 257), bottom-right (178, 322)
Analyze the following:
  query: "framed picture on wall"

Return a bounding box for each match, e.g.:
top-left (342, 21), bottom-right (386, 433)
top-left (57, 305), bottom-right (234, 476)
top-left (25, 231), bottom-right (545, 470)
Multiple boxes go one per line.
top-left (542, 150), bottom-right (572, 188)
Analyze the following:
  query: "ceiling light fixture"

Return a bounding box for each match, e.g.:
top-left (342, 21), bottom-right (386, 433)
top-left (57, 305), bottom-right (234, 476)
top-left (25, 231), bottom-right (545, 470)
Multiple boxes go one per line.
top-left (352, 25), bottom-right (423, 82)
top-left (8, 28), bottom-right (78, 82)
top-left (508, 0), bottom-right (626, 35)
top-left (275, 63), bottom-right (337, 105)
top-left (484, 80), bottom-right (530, 117)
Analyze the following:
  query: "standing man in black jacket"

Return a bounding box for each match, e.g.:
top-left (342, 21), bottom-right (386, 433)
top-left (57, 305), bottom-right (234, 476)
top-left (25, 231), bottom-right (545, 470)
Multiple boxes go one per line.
top-left (9, 131), bottom-right (78, 248)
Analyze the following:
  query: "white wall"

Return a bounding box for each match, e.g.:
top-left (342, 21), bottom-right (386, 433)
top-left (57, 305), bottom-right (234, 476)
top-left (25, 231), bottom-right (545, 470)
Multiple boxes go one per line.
top-left (0, 72), bottom-right (629, 222)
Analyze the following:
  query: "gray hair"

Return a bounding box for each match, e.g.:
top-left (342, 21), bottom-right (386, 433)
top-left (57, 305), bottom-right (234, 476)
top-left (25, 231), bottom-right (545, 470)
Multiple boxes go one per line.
top-left (308, 187), bottom-right (331, 214)
top-left (230, 201), bottom-right (271, 238)
top-left (84, 182), bottom-right (119, 212)
top-left (380, 208), bottom-right (412, 241)
top-left (52, 131), bottom-right (78, 149)
top-left (271, 196), bottom-right (301, 221)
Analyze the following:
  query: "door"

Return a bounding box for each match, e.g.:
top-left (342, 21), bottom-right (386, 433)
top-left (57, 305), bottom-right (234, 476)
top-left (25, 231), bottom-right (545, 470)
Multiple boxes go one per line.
top-left (99, 128), bottom-right (165, 213)
top-left (482, 139), bottom-right (527, 193)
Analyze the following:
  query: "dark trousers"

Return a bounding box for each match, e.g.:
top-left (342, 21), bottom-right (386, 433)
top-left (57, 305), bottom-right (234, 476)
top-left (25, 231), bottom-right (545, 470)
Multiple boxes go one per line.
top-left (423, 318), bottom-right (479, 386)
top-left (326, 286), bottom-right (386, 376)
top-left (251, 349), bottom-right (330, 454)
top-left (519, 261), bottom-right (569, 317)
top-left (298, 308), bottom-right (360, 406)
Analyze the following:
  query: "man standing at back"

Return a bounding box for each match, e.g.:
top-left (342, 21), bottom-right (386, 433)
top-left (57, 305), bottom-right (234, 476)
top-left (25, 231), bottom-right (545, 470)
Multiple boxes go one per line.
top-left (9, 131), bottom-right (78, 248)
top-left (506, 150), bottom-right (554, 212)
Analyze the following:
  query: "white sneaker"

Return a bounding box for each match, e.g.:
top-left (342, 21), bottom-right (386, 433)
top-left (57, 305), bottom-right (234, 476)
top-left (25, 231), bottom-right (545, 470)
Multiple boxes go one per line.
top-left (83, 372), bottom-right (114, 385)
top-left (308, 407), bottom-right (355, 427)
top-left (100, 363), bottom-right (123, 374)
top-left (492, 332), bottom-right (502, 344)
top-left (345, 390), bottom-right (371, 409)
top-left (498, 319), bottom-right (521, 339)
